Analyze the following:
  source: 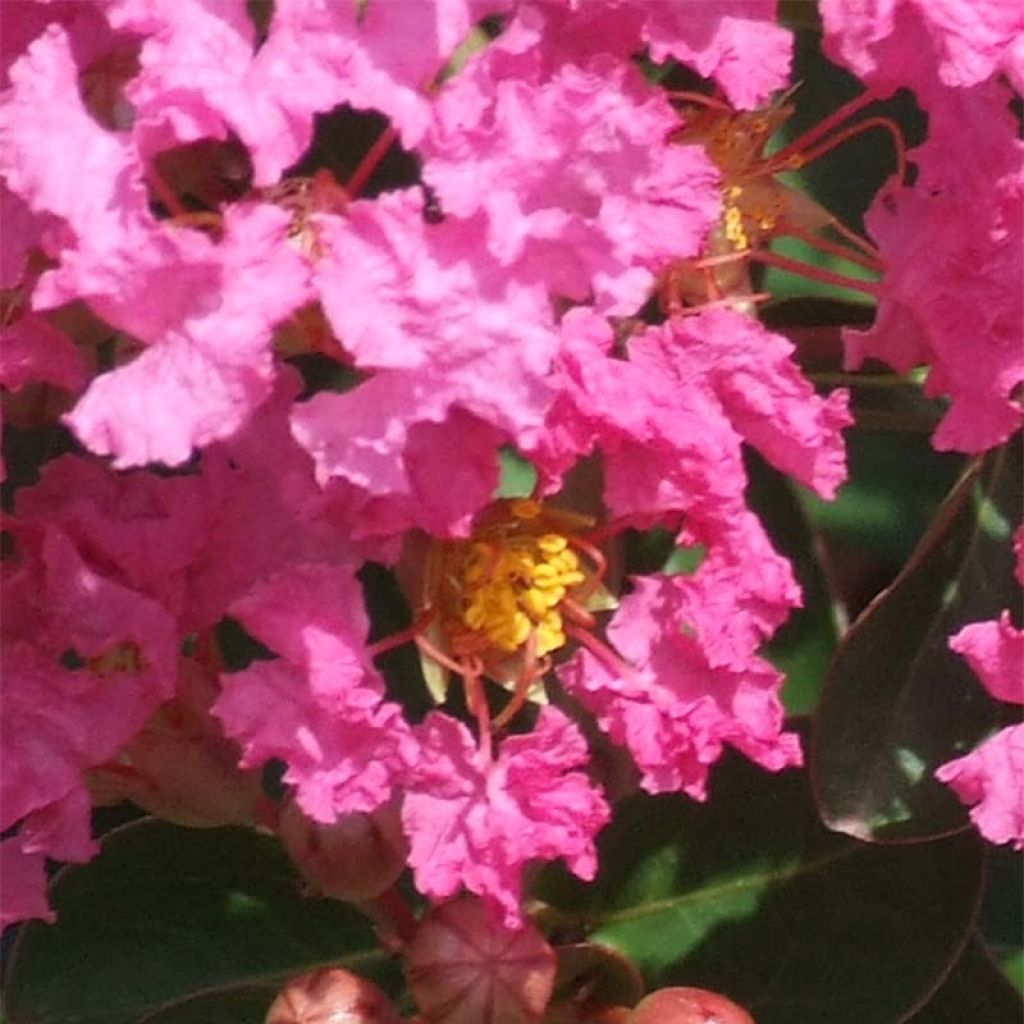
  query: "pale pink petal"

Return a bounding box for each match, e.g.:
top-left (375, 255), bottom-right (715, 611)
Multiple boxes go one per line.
top-left (822, 0), bottom-right (1024, 92)
top-left (62, 203), bottom-right (311, 466)
top-left (937, 724), bottom-right (1024, 849)
top-left (422, 29), bottom-right (720, 313)
top-left (641, 2), bottom-right (793, 109)
top-left (950, 613), bottom-right (1024, 706)
top-left (213, 563), bottom-right (415, 821)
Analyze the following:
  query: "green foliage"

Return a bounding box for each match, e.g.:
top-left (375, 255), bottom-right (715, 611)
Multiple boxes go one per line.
top-left (814, 438), bottom-right (1021, 842)
top-left (3, 821), bottom-right (401, 1024)
top-left (534, 748), bottom-right (985, 1024)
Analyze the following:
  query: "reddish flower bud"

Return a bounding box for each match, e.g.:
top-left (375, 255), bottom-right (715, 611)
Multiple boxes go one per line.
top-left (264, 967), bottom-right (401, 1024)
top-left (406, 897), bottom-right (556, 1024)
top-left (88, 657), bottom-right (262, 827)
top-left (629, 988), bottom-right (755, 1024)
top-left (278, 797), bottom-right (408, 902)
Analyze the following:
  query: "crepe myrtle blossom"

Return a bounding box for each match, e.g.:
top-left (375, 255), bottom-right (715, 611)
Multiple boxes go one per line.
top-left (0, 0), bottom-right (861, 932)
top-left (820, 0), bottom-right (1024, 453)
top-left (1, 373), bottom-right (338, 928)
top-left (0, 22), bottom-right (317, 468)
top-left (0, 520), bottom-right (177, 929)
top-left (936, 526), bottom-right (1024, 848)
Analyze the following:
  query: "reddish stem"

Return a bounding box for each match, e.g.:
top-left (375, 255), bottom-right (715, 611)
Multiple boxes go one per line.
top-left (766, 90), bottom-right (875, 170)
top-left (748, 248), bottom-right (880, 297)
top-left (345, 123), bottom-right (399, 200)
top-left (778, 223), bottom-right (881, 272)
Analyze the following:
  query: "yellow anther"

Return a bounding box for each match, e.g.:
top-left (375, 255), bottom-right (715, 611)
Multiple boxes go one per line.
top-left (537, 534), bottom-right (568, 554)
top-left (724, 204), bottom-right (749, 251)
top-left (439, 502), bottom-right (595, 661)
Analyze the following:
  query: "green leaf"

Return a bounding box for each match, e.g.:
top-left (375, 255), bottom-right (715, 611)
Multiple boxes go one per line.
top-left (904, 940), bottom-right (1024, 1023)
top-left (534, 751), bottom-right (983, 1024)
top-left (496, 446), bottom-right (538, 499)
top-left (813, 437), bottom-right (1021, 842)
top-left (3, 820), bottom-right (400, 1024)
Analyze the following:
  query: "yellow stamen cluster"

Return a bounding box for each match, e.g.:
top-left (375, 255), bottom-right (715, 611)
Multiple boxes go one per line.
top-left (445, 501), bottom-right (586, 659)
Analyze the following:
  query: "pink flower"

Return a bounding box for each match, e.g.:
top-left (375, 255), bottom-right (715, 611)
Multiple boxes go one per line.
top-left (2, 25), bottom-right (314, 466)
top-left (213, 564), bottom-right (416, 823)
top-left (822, 0), bottom-right (1024, 94)
top-left (936, 523), bottom-right (1023, 848)
top-left (525, 308), bottom-right (834, 794)
top-left (559, 571), bottom-right (802, 801)
top-left (1, 523), bottom-right (177, 927)
top-left (292, 190), bottom-right (558, 538)
top-left (421, 8), bottom-right (721, 313)
top-left (402, 707), bottom-right (609, 928)
top-left (17, 369), bottom-right (333, 630)
top-left (842, 82), bottom-right (1023, 453)
top-left (516, 1), bottom-right (792, 111)
top-left (59, 201), bottom-right (312, 468)
top-left (108, 0), bottom-right (504, 185)
top-left (936, 724), bottom-right (1024, 849)
top-left (639, 0), bottom-right (793, 109)
top-left (949, 612), bottom-right (1024, 706)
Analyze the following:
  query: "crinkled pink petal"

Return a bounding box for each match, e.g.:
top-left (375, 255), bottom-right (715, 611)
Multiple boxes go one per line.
top-left (649, 311), bottom-right (851, 499)
top-left (950, 612), bottom-right (1024, 705)
top-left (14, 371), bottom-right (334, 630)
top-left (61, 203), bottom-right (311, 466)
top-left (0, 24), bottom-right (147, 239)
top-left (559, 573), bottom-right (801, 800)
top-left (641, 2), bottom-right (793, 110)
top-left (295, 192), bottom-right (556, 536)
top-left (109, 0), bottom-right (501, 185)
top-left (822, 0), bottom-right (1024, 92)
top-left (936, 724), bottom-right (1024, 849)
top-left (215, 658), bottom-right (413, 823)
top-left (422, 32), bottom-right (720, 313)
top-left (1015, 525), bottom-right (1024, 586)
top-left (0, 840), bottom-right (52, 932)
top-left (293, 376), bottom-right (503, 540)
top-left (213, 563), bottom-right (415, 821)
top-left (402, 707), bottom-right (609, 927)
top-left (844, 83), bottom-right (1023, 453)
top-left (14, 453), bottom-right (210, 620)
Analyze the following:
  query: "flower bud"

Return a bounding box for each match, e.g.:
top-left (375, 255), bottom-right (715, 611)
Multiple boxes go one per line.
top-left (278, 797), bottom-right (408, 902)
top-left (88, 657), bottom-right (262, 827)
top-left (628, 987), bottom-right (755, 1024)
top-left (265, 967), bottom-right (401, 1024)
top-left (406, 897), bottom-right (556, 1024)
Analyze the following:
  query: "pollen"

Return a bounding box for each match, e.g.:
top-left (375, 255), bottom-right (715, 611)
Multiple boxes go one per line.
top-left (441, 502), bottom-right (588, 660)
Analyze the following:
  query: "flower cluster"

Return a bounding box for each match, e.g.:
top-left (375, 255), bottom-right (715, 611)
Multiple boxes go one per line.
top-left (2, 0), bottom-right (1020, 935)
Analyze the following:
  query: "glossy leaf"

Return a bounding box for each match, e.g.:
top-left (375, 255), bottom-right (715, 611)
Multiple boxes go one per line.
top-left (814, 437), bottom-right (1021, 842)
top-left (904, 940), bottom-right (1023, 1024)
top-left (533, 750), bottom-right (984, 1024)
top-left (3, 820), bottom-right (401, 1024)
